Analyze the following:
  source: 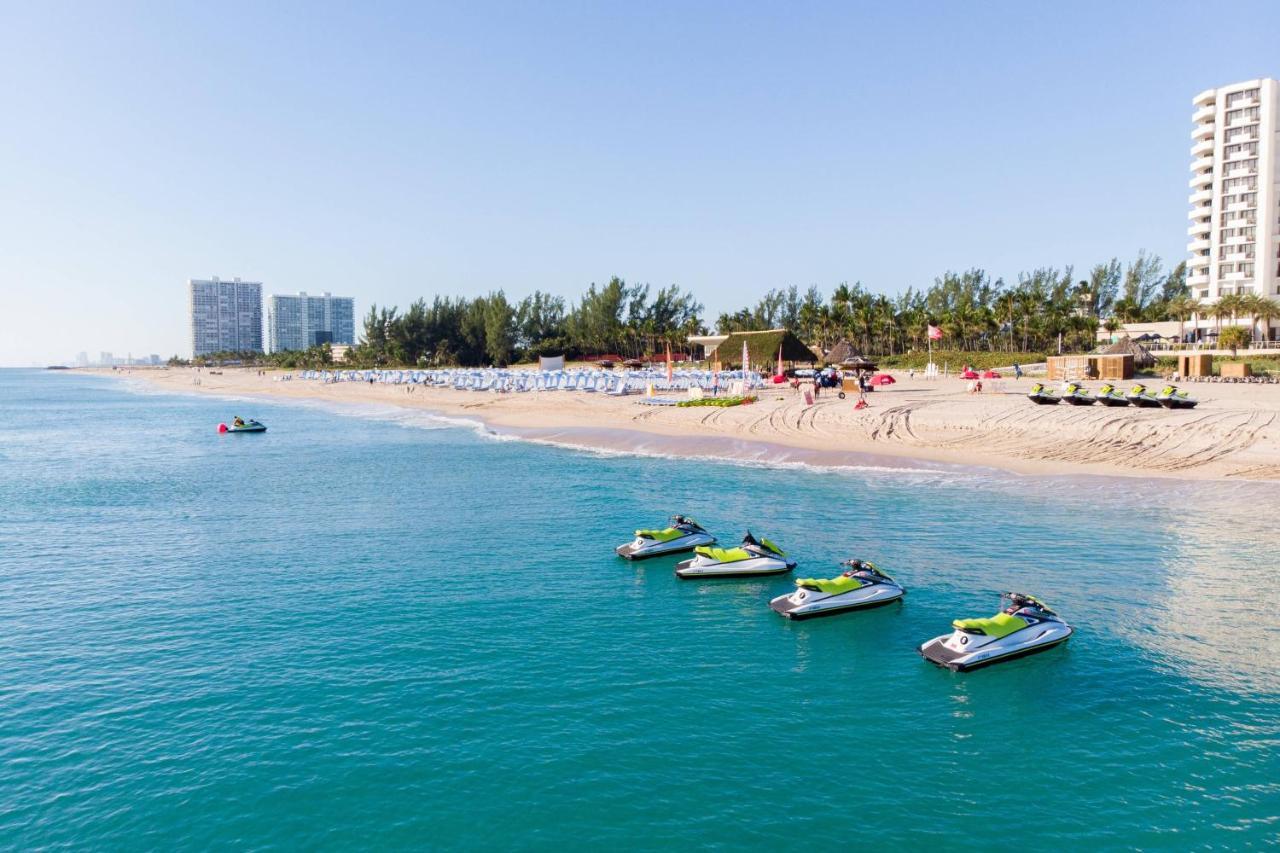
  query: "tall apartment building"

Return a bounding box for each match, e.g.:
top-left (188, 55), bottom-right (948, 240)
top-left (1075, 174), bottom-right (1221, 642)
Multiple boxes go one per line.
top-left (189, 277), bottom-right (264, 356)
top-left (266, 292), bottom-right (356, 353)
top-left (1187, 78), bottom-right (1280, 338)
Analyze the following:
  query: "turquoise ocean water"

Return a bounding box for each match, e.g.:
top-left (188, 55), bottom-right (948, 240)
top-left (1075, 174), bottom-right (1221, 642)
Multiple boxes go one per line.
top-left (1, 369), bottom-right (1277, 848)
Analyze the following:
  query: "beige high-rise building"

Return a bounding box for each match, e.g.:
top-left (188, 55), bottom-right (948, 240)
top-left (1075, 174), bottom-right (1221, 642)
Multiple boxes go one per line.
top-left (1187, 78), bottom-right (1280, 339)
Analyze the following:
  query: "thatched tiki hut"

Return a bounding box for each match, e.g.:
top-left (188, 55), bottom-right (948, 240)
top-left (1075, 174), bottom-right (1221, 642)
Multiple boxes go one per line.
top-left (824, 339), bottom-right (877, 371)
top-left (1101, 336), bottom-right (1155, 370)
top-left (705, 329), bottom-right (817, 368)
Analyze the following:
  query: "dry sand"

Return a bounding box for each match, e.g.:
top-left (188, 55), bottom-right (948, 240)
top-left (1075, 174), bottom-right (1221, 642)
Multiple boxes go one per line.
top-left (99, 367), bottom-right (1280, 481)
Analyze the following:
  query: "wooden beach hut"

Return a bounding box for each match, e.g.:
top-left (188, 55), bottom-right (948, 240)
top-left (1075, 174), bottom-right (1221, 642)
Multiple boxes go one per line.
top-left (1048, 353), bottom-right (1134, 380)
top-left (710, 329), bottom-right (817, 368)
top-left (1101, 336), bottom-right (1155, 371)
top-left (824, 339), bottom-right (877, 370)
top-left (1178, 353), bottom-right (1213, 377)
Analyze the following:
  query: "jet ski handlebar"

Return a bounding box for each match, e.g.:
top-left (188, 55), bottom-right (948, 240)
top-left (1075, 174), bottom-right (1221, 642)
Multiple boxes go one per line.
top-left (1002, 591), bottom-right (1055, 614)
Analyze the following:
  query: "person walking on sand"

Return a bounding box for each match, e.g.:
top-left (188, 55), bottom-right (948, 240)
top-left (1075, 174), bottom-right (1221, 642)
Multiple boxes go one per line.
top-left (1014, 363), bottom-right (1023, 380)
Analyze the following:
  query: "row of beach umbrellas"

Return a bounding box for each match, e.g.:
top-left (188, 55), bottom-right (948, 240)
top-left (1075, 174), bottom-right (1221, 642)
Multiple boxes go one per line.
top-left (294, 367), bottom-right (767, 394)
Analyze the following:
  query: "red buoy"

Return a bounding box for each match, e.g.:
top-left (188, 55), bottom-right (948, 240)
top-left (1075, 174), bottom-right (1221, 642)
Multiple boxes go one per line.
top-left (217, 423), bottom-right (228, 433)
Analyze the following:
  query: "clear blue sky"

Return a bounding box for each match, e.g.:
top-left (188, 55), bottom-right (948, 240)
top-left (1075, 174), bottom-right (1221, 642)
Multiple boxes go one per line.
top-left (2, 0), bottom-right (1278, 364)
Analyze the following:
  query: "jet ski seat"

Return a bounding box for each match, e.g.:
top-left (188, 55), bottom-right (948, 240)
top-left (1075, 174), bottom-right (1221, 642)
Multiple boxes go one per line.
top-left (636, 528), bottom-right (685, 542)
top-left (952, 612), bottom-right (1027, 638)
top-left (693, 546), bottom-right (751, 563)
top-left (796, 575), bottom-right (865, 593)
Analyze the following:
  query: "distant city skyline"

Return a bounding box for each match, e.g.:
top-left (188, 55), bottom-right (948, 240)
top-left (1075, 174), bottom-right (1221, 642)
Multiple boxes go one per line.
top-left (3, 2), bottom-right (1280, 365)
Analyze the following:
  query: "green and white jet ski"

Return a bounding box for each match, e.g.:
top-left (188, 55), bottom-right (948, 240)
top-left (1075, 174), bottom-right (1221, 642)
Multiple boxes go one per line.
top-left (220, 419), bottom-right (267, 433)
top-left (1061, 382), bottom-right (1096, 405)
top-left (1124, 383), bottom-right (1161, 408)
top-left (769, 559), bottom-right (904, 619)
top-left (1027, 383), bottom-right (1060, 405)
top-left (674, 531), bottom-right (795, 579)
top-left (616, 516), bottom-right (715, 560)
top-left (919, 592), bottom-right (1072, 672)
top-left (1156, 384), bottom-right (1198, 409)
top-left (1096, 383), bottom-right (1130, 407)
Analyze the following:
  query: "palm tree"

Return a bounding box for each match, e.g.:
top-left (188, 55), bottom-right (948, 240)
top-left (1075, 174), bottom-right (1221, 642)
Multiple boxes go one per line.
top-left (1166, 295), bottom-right (1199, 346)
top-left (1252, 296), bottom-right (1280, 345)
top-left (1113, 297), bottom-right (1142, 324)
top-left (1212, 293), bottom-right (1244, 339)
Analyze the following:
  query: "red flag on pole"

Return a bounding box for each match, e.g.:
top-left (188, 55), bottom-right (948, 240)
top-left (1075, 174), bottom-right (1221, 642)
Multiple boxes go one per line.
top-left (665, 341), bottom-right (673, 383)
top-left (776, 344), bottom-right (784, 378)
top-left (928, 325), bottom-right (943, 341)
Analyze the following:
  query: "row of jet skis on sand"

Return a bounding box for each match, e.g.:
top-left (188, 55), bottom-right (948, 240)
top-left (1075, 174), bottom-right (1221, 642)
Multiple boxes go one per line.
top-left (1028, 382), bottom-right (1197, 408)
top-left (616, 516), bottom-right (1072, 672)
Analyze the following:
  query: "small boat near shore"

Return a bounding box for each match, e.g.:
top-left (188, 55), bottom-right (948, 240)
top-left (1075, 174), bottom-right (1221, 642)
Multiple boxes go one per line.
top-left (219, 419), bottom-right (267, 433)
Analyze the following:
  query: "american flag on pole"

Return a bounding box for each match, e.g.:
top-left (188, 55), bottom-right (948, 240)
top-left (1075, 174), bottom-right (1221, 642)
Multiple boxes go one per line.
top-left (928, 325), bottom-right (943, 341)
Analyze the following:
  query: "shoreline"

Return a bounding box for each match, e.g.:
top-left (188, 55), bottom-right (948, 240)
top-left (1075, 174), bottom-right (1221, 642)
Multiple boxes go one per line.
top-left (80, 366), bottom-right (1280, 482)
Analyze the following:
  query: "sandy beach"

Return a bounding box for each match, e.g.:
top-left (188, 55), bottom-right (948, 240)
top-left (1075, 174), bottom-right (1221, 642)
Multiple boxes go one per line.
top-left (96, 367), bottom-right (1280, 481)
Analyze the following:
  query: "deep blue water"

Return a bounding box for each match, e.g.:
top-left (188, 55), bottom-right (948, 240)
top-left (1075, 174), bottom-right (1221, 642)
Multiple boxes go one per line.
top-left (1, 369), bottom-right (1277, 849)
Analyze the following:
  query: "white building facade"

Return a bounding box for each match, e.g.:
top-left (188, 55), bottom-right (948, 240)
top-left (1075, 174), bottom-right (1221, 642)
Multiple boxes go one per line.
top-left (1187, 78), bottom-right (1280, 338)
top-left (266, 292), bottom-right (356, 353)
top-left (189, 277), bottom-right (264, 356)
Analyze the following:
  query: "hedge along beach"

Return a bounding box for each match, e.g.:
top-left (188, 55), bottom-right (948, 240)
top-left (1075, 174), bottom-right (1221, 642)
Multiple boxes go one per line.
top-left (102, 366), bottom-right (1280, 481)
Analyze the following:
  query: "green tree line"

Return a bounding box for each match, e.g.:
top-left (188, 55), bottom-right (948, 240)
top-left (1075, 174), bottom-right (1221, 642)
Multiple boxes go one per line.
top-left (177, 252), bottom-right (1275, 369)
top-left (715, 253), bottom-right (1192, 355)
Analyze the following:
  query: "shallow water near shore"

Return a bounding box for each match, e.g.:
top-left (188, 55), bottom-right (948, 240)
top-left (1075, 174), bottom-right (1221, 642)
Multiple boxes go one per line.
top-left (2, 369), bottom-right (1278, 847)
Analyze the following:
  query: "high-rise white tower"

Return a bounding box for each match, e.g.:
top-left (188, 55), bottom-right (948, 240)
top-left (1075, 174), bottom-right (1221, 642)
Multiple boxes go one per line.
top-left (266, 292), bottom-right (356, 353)
top-left (1187, 78), bottom-right (1280, 339)
top-left (188, 277), bottom-right (264, 356)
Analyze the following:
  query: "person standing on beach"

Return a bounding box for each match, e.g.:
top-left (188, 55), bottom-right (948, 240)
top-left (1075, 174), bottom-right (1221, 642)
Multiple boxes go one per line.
top-left (1014, 363), bottom-right (1023, 380)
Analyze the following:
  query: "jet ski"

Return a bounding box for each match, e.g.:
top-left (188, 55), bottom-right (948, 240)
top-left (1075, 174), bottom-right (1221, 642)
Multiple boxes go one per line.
top-left (769, 559), bottom-right (905, 619)
top-left (1096, 383), bottom-right (1130, 407)
top-left (918, 592), bottom-right (1072, 672)
top-left (615, 515), bottom-right (715, 560)
top-left (1027, 383), bottom-right (1060, 405)
top-left (674, 531), bottom-right (796, 579)
top-left (1061, 382), bottom-right (1096, 405)
top-left (219, 419), bottom-right (267, 433)
top-left (1156, 385), bottom-right (1198, 409)
top-left (1125, 383), bottom-right (1161, 408)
